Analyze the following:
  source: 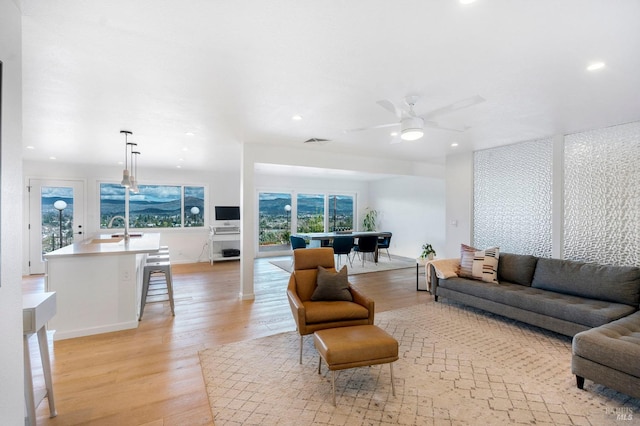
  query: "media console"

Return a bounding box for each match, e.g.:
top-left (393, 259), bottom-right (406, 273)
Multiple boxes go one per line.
top-left (209, 225), bottom-right (241, 263)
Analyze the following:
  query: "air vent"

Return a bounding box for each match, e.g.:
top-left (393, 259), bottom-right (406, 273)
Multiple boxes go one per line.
top-left (303, 138), bottom-right (330, 145)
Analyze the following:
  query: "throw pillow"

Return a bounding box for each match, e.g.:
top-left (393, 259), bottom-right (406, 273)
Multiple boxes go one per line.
top-left (459, 244), bottom-right (500, 283)
top-left (311, 265), bottom-right (353, 302)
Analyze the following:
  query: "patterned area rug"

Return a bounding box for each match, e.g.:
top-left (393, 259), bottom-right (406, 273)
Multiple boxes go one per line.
top-left (199, 303), bottom-right (640, 425)
top-left (269, 254), bottom-right (415, 275)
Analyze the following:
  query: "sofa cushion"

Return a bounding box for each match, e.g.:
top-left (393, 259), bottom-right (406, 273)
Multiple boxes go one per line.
top-left (532, 258), bottom-right (640, 307)
top-left (439, 278), bottom-right (636, 328)
top-left (498, 253), bottom-right (538, 286)
top-left (311, 266), bottom-right (352, 302)
top-left (459, 244), bottom-right (499, 283)
top-left (573, 311), bottom-right (640, 378)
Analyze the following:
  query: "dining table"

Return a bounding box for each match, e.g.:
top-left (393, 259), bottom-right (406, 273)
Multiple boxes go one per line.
top-left (295, 231), bottom-right (392, 262)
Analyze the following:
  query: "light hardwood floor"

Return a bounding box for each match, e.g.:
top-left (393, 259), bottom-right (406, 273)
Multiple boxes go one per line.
top-left (24, 256), bottom-right (430, 425)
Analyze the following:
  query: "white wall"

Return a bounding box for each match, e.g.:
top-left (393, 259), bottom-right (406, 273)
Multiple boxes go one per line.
top-left (369, 176), bottom-right (446, 258)
top-left (22, 160), bottom-right (241, 271)
top-left (0, 0), bottom-right (25, 422)
top-left (444, 151), bottom-right (473, 258)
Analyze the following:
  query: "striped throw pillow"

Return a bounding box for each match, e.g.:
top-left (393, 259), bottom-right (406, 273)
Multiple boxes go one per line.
top-left (459, 244), bottom-right (500, 283)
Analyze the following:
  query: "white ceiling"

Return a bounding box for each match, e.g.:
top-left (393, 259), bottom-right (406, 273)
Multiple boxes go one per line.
top-left (19, 0), bottom-right (640, 175)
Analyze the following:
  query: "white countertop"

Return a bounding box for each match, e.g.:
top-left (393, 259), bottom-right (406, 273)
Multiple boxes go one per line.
top-left (45, 233), bottom-right (161, 258)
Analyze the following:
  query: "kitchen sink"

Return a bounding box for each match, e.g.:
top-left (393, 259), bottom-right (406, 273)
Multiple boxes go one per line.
top-left (88, 237), bottom-right (124, 244)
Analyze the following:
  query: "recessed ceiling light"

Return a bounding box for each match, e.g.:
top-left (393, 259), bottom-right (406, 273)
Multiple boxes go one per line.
top-left (587, 61), bottom-right (606, 71)
top-left (185, 132), bottom-right (195, 136)
top-left (49, 156), bottom-right (57, 160)
top-left (182, 147), bottom-right (189, 152)
top-left (292, 114), bottom-right (303, 121)
top-left (390, 132), bottom-right (398, 136)
top-left (451, 143), bottom-right (459, 147)
top-left (176, 165), bottom-right (182, 169)
top-left (26, 145), bottom-right (35, 150)
top-left (459, 0), bottom-right (476, 4)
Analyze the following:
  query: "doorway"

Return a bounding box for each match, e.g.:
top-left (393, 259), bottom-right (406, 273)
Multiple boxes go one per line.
top-left (28, 179), bottom-right (85, 274)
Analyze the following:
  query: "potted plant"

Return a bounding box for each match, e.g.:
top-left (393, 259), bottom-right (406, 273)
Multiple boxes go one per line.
top-left (362, 208), bottom-right (378, 232)
top-left (420, 243), bottom-right (436, 260)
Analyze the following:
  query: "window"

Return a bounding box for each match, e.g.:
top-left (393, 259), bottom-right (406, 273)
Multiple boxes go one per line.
top-left (328, 194), bottom-right (354, 231)
top-left (296, 193), bottom-right (324, 233)
top-left (184, 186), bottom-right (205, 227)
top-left (100, 183), bottom-right (205, 228)
top-left (257, 191), bottom-right (356, 252)
top-left (258, 192), bottom-right (292, 251)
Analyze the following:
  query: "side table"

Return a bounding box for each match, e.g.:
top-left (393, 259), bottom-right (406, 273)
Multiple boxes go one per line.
top-left (416, 258), bottom-right (429, 292)
top-left (23, 292), bottom-right (58, 425)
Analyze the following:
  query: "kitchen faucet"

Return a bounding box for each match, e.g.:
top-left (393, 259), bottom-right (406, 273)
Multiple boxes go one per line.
top-left (107, 215), bottom-right (130, 241)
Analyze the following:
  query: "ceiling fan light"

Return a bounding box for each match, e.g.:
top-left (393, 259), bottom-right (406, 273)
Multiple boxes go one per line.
top-left (400, 116), bottom-right (424, 141)
top-left (401, 129), bottom-right (424, 141)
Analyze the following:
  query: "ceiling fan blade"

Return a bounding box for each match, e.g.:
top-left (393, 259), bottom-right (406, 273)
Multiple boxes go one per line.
top-left (344, 122), bottom-right (399, 133)
top-left (376, 99), bottom-right (403, 119)
top-left (423, 121), bottom-right (467, 133)
top-left (421, 95), bottom-right (485, 120)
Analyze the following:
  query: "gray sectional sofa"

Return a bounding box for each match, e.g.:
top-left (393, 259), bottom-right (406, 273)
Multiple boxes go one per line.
top-left (430, 253), bottom-right (640, 399)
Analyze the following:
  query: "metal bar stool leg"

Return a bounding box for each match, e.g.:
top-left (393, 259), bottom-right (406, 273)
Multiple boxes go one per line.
top-left (139, 267), bottom-right (152, 320)
top-left (166, 265), bottom-right (175, 316)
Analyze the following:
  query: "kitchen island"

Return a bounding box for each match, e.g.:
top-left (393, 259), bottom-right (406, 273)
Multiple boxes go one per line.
top-left (44, 233), bottom-right (161, 340)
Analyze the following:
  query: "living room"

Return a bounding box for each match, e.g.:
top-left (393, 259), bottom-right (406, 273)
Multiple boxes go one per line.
top-left (2, 1), bottom-right (640, 424)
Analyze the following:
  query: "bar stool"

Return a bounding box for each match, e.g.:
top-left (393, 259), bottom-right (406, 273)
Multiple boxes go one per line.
top-left (140, 261), bottom-right (175, 320)
top-left (147, 246), bottom-right (169, 257)
top-left (146, 254), bottom-right (170, 262)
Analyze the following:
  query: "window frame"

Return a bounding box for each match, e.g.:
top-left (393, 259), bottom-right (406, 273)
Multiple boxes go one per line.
top-left (98, 181), bottom-right (207, 230)
top-left (255, 189), bottom-right (357, 254)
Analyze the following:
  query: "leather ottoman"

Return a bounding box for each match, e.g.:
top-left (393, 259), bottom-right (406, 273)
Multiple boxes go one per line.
top-left (313, 324), bottom-right (399, 405)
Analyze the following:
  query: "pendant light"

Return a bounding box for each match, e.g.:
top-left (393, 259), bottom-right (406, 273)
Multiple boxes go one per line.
top-left (130, 150), bottom-right (140, 193)
top-left (120, 130), bottom-right (133, 187)
top-left (128, 142), bottom-right (137, 192)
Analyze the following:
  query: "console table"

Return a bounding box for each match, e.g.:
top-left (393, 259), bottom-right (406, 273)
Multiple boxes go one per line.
top-left (209, 226), bottom-right (241, 263)
top-left (23, 292), bottom-right (57, 425)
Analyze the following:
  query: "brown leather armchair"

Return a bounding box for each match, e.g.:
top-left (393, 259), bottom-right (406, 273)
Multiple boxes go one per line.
top-left (287, 247), bottom-right (375, 363)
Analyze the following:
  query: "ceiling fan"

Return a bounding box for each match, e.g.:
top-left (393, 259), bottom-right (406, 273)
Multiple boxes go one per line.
top-left (346, 95), bottom-right (485, 142)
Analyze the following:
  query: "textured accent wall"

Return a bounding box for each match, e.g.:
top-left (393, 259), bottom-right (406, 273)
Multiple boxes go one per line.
top-left (474, 138), bottom-right (553, 257)
top-left (564, 121), bottom-right (640, 266)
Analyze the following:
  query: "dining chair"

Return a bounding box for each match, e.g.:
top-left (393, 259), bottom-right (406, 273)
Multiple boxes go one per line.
top-left (377, 233), bottom-right (392, 261)
top-left (332, 236), bottom-right (354, 268)
top-left (290, 236), bottom-right (307, 267)
top-left (290, 236), bottom-right (307, 250)
top-left (353, 235), bottom-right (378, 266)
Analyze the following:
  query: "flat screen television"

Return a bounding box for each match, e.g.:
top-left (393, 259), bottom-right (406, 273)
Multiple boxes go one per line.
top-left (215, 206), bottom-right (240, 221)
